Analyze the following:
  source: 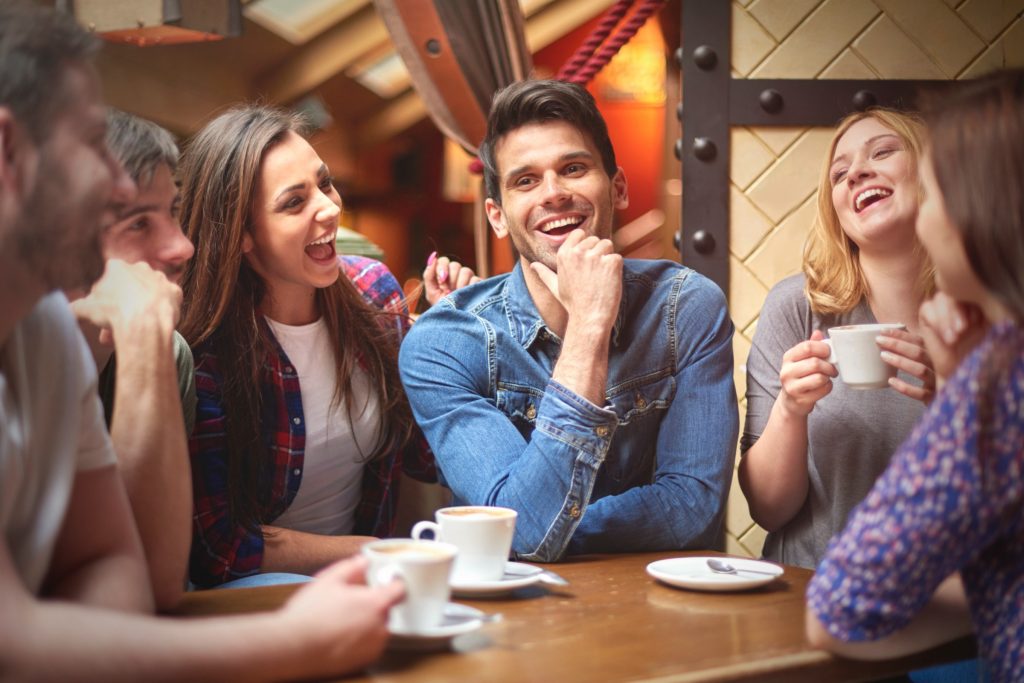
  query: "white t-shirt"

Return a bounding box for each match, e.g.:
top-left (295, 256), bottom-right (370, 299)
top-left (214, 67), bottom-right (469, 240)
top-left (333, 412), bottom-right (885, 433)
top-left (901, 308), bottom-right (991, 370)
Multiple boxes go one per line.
top-left (267, 317), bottom-right (379, 535)
top-left (0, 293), bottom-right (116, 593)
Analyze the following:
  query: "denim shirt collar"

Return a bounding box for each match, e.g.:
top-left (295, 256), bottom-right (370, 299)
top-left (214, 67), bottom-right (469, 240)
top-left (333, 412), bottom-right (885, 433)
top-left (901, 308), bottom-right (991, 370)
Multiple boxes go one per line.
top-left (503, 262), bottom-right (627, 350)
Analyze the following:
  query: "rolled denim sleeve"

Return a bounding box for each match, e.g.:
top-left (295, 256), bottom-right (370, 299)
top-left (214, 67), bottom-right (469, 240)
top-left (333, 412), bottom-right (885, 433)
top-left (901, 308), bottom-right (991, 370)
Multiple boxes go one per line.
top-left (569, 274), bottom-right (737, 554)
top-left (400, 304), bottom-right (618, 561)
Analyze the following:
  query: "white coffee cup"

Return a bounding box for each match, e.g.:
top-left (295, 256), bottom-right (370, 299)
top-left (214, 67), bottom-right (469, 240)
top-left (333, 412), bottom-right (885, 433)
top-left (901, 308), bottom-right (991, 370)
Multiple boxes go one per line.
top-left (411, 506), bottom-right (517, 583)
top-left (362, 538), bottom-right (457, 633)
top-left (824, 323), bottom-right (906, 389)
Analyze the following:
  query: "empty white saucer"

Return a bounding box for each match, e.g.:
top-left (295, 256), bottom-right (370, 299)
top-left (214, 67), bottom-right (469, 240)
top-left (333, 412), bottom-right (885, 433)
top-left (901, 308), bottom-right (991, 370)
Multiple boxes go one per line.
top-left (387, 603), bottom-right (489, 651)
top-left (646, 556), bottom-right (783, 592)
top-left (450, 561), bottom-right (546, 597)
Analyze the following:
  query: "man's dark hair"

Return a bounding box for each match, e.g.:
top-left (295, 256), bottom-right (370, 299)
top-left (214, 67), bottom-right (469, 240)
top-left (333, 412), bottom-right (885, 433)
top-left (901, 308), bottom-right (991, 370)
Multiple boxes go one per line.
top-left (106, 109), bottom-right (180, 187)
top-left (479, 79), bottom-right (618, 204)
top-left (0, 1), bottom-right (99, 142)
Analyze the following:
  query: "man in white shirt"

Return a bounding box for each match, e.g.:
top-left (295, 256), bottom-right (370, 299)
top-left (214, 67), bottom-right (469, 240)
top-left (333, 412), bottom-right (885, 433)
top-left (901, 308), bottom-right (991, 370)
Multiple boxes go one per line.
top-left (0, 2), bottom-right (400, 679)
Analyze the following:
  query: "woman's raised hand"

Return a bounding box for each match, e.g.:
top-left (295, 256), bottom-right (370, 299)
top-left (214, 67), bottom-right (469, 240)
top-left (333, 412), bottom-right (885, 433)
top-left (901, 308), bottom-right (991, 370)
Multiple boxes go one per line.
top-left (778, 330), bottom-right (837, 418)
top-left (422, 251), bottom-right (481, 306)
top-left (875, 329), bottom-right (936, 404)
top-left (917, 292), bottom-right (988, 388)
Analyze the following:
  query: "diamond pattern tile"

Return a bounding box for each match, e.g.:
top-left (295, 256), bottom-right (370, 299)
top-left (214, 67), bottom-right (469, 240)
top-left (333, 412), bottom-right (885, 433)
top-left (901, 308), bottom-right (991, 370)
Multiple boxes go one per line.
top-left (820, 47), bottom-right (879, 79)
top-left (957, 0), bottom-right (1024, 42)
top-left (733, 2), bottom-right (777, 76)
top-left (745, 128), bottom-right (831, 223)
top-left (853, 15), bottom-right (949, 78)
top-left (725, 467), bottom-right (755, 540)
top-left (730, 127), bottom-right (776, 191)
top-left (748, 0), bottom-right (820, 41)
top-left (749, 126), bottom-right (805, 155)
top-left (746, 194), bottom-right (816, 290)
top-left (874, 0), bottom-right (985, 75)
top-left (730, 184), bottom-right (774, 260)
top-left (751, 0), bottom-right (880, 77)
top-left (729, 256), bottom-right (770, 331)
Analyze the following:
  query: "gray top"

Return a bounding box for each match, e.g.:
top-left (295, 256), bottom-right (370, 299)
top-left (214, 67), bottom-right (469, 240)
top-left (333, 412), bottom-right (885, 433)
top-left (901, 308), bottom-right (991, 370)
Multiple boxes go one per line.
top-left (742, 274), bottom-right (923, 568)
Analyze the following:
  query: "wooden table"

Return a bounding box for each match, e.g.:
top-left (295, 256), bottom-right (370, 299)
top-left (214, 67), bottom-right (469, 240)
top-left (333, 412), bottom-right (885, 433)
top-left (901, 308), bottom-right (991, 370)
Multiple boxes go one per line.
top-left (172, 552), bottom-right (973, 682)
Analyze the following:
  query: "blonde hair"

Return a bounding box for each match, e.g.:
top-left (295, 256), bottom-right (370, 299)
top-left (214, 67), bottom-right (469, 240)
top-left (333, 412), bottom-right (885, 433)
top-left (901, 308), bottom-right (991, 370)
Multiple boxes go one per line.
top-left (803, 108), bottom-right (935, 314)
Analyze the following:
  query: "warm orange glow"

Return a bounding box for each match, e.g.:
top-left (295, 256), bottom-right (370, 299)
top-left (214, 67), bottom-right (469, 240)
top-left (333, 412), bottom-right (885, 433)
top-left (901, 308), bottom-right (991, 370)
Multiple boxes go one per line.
top-left (594, 21), bottom-right (666, 104)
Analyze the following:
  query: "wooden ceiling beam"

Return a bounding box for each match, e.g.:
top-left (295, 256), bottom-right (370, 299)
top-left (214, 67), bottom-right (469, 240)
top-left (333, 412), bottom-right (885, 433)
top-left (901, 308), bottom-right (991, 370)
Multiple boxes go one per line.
top-left (355, 0), bottom-right (619, 146)
top-left (255, 3), bottom-right (388, 104)
top-left (263, 0), bottom-right (589, 108)
top-left (96, 48), bottom-right (249, 135)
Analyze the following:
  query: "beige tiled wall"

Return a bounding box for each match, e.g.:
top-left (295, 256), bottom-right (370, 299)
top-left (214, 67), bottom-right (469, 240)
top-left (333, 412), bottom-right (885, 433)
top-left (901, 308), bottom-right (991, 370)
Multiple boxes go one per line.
top-left (724, 0), bottom-right (1024, 558)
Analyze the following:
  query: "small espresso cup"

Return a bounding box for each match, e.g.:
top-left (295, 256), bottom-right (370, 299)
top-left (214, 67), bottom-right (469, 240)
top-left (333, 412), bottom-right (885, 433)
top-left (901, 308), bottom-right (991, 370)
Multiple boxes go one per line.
top-left (411, 506), bottom-right (517, 583)
top-left (362, 538), bottom-right (457, 633)
top-left (824, 323), bottom-right (906, 389)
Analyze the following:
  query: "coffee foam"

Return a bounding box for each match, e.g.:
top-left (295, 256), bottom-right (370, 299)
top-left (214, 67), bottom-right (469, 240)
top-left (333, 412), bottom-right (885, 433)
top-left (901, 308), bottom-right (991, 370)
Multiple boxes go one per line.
top-left (368, 543), bottom-right (452, 559)
top-left (441, 507), bottom-right (515, 518)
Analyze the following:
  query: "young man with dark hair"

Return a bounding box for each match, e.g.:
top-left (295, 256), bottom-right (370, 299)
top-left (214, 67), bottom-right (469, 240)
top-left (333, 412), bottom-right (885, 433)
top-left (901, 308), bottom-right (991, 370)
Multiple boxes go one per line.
top-left (401, 79), bottom-right (738, 561)
top-left (0, 3), bottom-right (400, 678)
top-left (69, 110), bottom-right (197, 608)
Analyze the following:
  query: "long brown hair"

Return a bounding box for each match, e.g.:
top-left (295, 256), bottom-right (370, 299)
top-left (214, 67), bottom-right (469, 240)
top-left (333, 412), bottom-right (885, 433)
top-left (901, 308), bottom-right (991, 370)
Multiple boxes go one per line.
top-left (803, 108), bottom-right (935, 314)
top-left (924, 71), bottom-right (1024, 324)
top-left (178, 105), bottom-right (416, 532)
top-left (923, 70), bottom-right (1024, 475)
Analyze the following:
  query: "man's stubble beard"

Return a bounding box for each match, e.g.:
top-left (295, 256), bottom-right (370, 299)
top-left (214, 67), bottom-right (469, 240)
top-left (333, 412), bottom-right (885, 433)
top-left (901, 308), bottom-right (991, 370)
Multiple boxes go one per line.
top-left (16, 149), bottom-right (107, 292)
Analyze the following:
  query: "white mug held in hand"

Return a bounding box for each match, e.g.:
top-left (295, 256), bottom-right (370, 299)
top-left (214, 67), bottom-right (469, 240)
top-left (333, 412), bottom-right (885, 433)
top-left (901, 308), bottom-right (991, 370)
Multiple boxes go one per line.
top-left (824, 323), bottom-right (906, 389)
top-left (412, 506), bottom-right (517, 583)
top-left (362, 539), bottom-right (457, 633)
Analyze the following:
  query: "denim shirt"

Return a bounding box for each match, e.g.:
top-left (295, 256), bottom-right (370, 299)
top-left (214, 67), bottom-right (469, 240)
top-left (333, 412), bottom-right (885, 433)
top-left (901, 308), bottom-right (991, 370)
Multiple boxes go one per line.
top-left (399, 259), bottom-right (738, 562)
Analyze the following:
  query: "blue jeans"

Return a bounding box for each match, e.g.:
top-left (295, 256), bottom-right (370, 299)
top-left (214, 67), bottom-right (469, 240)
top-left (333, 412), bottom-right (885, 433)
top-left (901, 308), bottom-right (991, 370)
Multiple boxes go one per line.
top-left (216, 573), bottom-right (312, 589)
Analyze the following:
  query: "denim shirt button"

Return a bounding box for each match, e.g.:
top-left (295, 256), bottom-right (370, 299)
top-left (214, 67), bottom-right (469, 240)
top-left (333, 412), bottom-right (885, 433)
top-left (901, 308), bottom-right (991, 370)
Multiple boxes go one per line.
top-left (526, 404), bottom-right (537, 420)
top-left (635, 394), bottom-right (647, 409)
top-left (595, 424), bottom-right (610, 438)
top-left (569, 504), bottom-right (581, 518)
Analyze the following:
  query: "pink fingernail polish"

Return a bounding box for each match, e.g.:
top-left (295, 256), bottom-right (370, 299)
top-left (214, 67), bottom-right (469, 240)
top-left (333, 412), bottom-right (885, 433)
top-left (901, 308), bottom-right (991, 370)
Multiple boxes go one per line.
top-left (439, 268), bottom-right (448, 284)
top-left (427, 251), bottom-right (437, 266)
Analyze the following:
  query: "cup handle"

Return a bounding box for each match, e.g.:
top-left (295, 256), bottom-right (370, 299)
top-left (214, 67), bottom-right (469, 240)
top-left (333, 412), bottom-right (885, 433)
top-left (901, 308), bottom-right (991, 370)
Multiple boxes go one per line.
top-left (822, 338), bottom-right (837, 365)
top-left (411, 520), bottom-right (441, 541)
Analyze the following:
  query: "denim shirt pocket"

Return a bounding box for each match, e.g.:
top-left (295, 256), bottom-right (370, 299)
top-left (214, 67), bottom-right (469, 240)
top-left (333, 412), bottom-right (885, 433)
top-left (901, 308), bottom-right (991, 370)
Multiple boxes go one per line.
top-left (495, 381), bottom-right (546, 438)
top-left (606, 374), bottom-right (676, 425)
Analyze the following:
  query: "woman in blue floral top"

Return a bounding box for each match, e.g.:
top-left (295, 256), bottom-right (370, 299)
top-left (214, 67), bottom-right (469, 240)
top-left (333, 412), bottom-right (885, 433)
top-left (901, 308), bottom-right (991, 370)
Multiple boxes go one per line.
top-left (806, 69), bottom-right (1024, 682)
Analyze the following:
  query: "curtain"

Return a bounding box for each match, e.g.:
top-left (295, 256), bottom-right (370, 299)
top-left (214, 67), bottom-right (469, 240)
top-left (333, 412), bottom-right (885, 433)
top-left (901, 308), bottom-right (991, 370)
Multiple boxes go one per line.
top-left (373, 0), bottom-right (532, 276)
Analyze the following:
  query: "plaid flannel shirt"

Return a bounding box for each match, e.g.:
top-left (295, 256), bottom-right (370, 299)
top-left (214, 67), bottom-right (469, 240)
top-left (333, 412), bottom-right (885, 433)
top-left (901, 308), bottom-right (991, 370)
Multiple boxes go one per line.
top-left (189, 255), bottom-right (436, 587)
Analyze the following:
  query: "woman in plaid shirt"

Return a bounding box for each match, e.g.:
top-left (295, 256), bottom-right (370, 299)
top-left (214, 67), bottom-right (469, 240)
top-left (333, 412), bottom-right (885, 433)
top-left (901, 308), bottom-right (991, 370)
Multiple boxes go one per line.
top-left (178, 105), bottom-right (475, 588)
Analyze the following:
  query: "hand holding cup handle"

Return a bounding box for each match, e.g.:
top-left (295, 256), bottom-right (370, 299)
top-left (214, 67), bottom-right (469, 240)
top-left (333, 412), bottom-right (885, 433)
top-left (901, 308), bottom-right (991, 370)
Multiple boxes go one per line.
top-left (822, 338), bottom-right (838, 366)
top-left (370, 563), bottom-right (405, 588)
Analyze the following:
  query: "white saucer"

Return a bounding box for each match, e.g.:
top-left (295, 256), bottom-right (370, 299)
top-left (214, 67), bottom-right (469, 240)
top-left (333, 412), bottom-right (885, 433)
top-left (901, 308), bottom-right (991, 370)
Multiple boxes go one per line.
top-left (646, 556), bottom-right (783, 592)
top-left (450, 561), bottom-right (545, 597)
top-left (388, 603), bottom-right (488, 651)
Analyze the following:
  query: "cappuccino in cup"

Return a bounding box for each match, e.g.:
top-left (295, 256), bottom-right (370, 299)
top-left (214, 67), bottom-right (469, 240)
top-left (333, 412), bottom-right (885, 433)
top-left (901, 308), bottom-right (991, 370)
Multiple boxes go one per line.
top-left (362, 538), bottom-right (457, 633)
top-left (412, 506), bottom-right (517, 583)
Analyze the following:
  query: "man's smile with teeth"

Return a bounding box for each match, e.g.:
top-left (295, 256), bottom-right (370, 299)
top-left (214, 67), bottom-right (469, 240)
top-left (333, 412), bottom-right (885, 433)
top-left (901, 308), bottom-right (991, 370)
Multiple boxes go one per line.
top-left (854, 187), bottom-right (892, 212)
top-left (539, 216), bottom-right (584, 233)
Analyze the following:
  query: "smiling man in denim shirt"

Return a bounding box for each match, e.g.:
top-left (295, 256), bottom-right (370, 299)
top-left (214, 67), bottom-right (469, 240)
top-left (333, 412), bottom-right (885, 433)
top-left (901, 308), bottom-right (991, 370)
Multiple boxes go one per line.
top-left (400, 80), bottom-right (737, 562)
